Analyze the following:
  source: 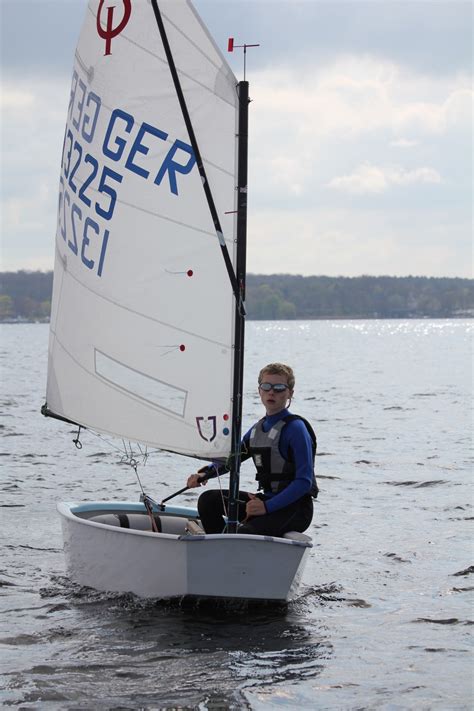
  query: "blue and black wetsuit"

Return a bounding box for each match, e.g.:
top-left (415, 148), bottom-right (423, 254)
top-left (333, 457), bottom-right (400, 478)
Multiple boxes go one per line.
top-left (197, 408), bottom-right (316, 536)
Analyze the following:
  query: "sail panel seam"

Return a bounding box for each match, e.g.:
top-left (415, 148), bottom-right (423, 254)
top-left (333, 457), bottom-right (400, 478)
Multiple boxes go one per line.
top-left (117, 196), bottom-right (234, 243)
top-left (52, 245), bottom-right (233, 350)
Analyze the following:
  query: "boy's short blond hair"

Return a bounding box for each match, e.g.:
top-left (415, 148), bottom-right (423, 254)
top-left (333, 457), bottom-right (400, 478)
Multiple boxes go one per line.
top-left (258, 363), bottom-right (295, 391)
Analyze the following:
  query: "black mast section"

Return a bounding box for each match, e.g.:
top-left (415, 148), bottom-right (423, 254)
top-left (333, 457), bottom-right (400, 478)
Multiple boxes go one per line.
top-left (227, 80), bottom-right (248, 533)
top-left (151, 0), bottom-right (242, 307)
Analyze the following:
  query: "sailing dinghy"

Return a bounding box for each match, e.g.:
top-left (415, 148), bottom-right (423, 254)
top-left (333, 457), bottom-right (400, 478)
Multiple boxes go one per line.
top-left (43, 0), bottom-right (312, 601)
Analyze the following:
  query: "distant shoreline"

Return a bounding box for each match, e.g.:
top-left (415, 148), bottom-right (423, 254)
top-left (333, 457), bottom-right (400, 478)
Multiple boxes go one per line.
top-left (1, 271), bottom-right (473, 322)
top-left (1, 315), bottom-right (472, 325)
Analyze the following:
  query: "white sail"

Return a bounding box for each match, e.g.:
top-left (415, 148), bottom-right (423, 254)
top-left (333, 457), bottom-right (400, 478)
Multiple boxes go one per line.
top-left (46, 0), bottom-right (240, 460)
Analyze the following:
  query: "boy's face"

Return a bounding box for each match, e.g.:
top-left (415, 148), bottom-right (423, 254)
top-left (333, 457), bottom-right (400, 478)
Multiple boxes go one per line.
top-left (258, 372), bottom-right (293, 416)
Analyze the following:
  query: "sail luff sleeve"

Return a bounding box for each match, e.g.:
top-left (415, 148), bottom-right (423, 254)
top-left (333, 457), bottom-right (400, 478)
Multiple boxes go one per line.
top-left (150, 0), bottom-right (240, 305)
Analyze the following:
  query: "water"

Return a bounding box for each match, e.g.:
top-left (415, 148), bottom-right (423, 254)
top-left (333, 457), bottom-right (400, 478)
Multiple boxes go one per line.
top-left (1, 320), bottom-right (472, 709)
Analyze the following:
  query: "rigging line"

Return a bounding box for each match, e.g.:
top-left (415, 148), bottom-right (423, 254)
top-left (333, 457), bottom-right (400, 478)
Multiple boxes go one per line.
top-left (136, 442), bottom-right (149, 465)
top-left (121, 444), bottom-right (160, 533)
top-left (89, 429), bottom-right (160, 458)
top-left (72, 425), bottom-right (83, 449)
top-left (84, 430), bottom-right (159, 478)
top-left (71, 426), bottom-right (159, 468)
top-left (215, 466), bottom-right (228, 520)
top-left (151, 0), bottom-right (241, 307)
top-left (87, 429), bottom-right (142, 457)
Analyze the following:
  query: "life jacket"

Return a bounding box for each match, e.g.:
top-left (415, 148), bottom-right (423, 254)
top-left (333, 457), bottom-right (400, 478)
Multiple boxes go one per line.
top-left (248, 414), bottom-right (318, 498)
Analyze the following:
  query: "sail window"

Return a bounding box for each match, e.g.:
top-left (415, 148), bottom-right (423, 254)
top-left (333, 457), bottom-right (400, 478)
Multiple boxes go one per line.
top-left (95, 349), bottom-right (187, 417)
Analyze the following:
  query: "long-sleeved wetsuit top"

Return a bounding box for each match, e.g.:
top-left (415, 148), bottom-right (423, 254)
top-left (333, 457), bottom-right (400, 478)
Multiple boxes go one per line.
top-left (200, 408), bottom-right (314, 514)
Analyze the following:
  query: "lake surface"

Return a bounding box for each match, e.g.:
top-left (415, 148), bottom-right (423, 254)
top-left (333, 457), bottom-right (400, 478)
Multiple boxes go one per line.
top-left (1, 320), bottom-right (472, 709)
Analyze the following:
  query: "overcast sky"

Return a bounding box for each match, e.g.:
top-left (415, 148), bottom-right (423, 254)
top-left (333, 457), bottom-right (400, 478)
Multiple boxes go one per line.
top-left (1, 0), bottom-right (472, 277)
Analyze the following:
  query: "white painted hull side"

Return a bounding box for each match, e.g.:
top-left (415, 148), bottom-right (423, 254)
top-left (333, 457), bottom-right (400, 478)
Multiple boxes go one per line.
top-left (58, 502), bottom-right (312, 601)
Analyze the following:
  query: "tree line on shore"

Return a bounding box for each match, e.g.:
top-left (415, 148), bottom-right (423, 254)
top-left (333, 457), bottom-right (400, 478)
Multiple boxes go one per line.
top-left (0, 270), bottom-right (472, 322)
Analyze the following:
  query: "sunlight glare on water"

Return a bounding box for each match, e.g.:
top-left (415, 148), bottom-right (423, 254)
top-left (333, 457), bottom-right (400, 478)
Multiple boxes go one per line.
top-left (1, 320), bottom-right (472, 709)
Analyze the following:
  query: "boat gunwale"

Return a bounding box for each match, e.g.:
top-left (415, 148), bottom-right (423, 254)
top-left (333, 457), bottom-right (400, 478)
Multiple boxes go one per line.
top-left (57, 501), bottom-right (313, 547)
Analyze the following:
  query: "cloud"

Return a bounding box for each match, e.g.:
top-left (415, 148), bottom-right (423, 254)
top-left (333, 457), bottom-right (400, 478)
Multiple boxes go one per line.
top-left (247, 206), bottom-right (472, 278)
top-left (1, 88), bottom-right (35, 109)
top-left (326, 163), bottom-right (442, 195)
top-left (247, 54), bottom-right (469, 209)
top-left (389, 139), bottom-right (418, 148)
top-left (1, 76), bottom-right (69, 270)
top-left (252, 56), bottom-right (472, 143)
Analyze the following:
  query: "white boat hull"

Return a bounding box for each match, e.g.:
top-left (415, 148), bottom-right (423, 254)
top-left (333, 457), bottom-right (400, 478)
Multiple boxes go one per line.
top-left (58, 501), bottom-right (312, 602)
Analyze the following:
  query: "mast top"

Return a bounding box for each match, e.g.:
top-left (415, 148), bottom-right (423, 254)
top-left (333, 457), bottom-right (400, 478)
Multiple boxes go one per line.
top-left (227, 38), bottom-right (260, 81)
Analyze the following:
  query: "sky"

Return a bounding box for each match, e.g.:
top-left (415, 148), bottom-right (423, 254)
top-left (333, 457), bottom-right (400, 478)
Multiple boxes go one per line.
top-left (1, 0), bottom-right (472, 277)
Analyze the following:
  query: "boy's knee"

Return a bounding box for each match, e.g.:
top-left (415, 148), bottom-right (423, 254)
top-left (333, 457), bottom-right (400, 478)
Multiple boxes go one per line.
top-left (199, 489), bottom-right (218, 505)
top-left (197, 489), bottom-right (220, 514)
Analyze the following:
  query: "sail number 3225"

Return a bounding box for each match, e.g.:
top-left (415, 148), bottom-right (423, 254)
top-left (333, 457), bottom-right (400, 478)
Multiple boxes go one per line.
top-left (58, 129), bottom-right (120, 278)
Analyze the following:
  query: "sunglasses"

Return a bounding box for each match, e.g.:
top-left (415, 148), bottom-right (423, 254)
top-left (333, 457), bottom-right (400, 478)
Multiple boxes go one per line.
top-left (259, 382), bottom-right (290, 393)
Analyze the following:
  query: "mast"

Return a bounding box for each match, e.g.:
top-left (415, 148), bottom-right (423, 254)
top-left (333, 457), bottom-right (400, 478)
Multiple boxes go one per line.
top-left (227, 80), bottom-right (249, 533)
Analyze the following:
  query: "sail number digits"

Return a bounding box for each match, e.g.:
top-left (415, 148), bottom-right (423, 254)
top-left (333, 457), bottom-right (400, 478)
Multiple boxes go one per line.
top-left (58, 72), bottom-right (196, 277)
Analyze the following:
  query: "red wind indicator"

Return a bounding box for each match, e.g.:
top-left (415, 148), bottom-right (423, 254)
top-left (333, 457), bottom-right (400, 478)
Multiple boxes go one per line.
top-left (226, 38), bottom-right (260, 79)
